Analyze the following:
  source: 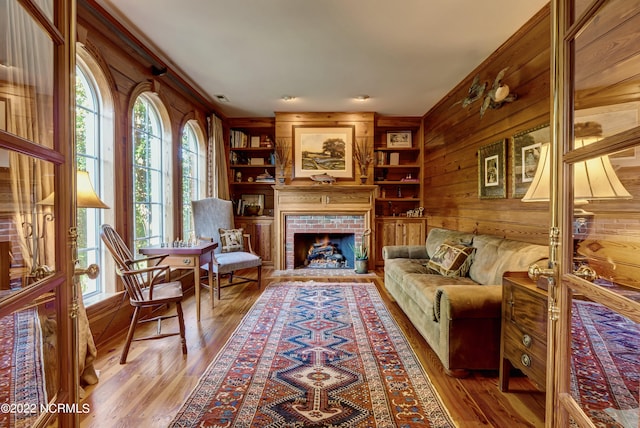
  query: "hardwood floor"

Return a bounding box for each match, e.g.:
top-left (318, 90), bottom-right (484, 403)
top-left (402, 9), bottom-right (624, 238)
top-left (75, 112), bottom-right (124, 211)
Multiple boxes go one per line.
top-left (80, 268), bottom-right (545, 427)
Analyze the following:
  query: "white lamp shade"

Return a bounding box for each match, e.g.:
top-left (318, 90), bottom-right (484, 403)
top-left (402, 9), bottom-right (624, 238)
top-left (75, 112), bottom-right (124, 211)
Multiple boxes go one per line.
top-left (521, 143), bottom-right (551, 202)
top-left (522, 141), bottom-right (632, 202)
top-left (38, 170), bottom-right (110, 208)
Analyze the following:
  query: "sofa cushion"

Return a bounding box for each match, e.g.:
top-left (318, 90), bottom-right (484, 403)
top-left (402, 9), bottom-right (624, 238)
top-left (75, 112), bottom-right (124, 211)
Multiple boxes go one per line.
top-left (426, 241), bottom-right (475, 277)
top-left (401, 274), bottom-right (477, 321)
top-left (469, 235), bottom-right (548, 285)
top-left (426, 228), bottom-right (475, 258)
top-left (384, 258), bottom-right (430, 289)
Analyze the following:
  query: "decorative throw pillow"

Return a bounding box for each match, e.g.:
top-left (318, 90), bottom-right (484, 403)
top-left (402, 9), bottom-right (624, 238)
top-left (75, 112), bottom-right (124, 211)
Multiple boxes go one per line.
top-left (425, 241), bottom-right (475, 277)
top-left (218, 228), bottom-right (244, 253)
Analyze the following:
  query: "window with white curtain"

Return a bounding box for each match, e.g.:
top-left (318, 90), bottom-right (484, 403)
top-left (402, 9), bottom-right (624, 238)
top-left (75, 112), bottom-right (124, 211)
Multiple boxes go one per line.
top-left (76, 64), bottom-right (103, 297)
top-left (181, 121), bottom-right (202, 239)
top-left (132, 94), bottom-right (165, 254)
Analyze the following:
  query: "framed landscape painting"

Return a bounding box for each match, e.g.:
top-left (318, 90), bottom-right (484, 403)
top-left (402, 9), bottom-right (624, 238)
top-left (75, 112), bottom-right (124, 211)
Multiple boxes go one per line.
top-left (478, 139), bottom-right (506, 199)
top-left (386, 131), bottom-right (412, 148)
top-left (511, 124), bottom-right (549, 198)
top-left (293, 126), bottom-right (354, 179)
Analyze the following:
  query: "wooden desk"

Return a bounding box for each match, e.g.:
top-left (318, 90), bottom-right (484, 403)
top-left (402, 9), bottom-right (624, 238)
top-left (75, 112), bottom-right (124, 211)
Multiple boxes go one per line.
top-left (139, 241), bottom-right (217, 321)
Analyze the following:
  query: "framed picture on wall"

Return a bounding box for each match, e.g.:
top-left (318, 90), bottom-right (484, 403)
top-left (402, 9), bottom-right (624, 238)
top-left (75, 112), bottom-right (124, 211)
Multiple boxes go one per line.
top-left (386, 131), bottom-right (412, 148)
top-left (292, 126), bottom-right (354, 179)
top-left (511, 124), bottom-right (549, 198)
top-left (478, 139), bottom-right (506, 199)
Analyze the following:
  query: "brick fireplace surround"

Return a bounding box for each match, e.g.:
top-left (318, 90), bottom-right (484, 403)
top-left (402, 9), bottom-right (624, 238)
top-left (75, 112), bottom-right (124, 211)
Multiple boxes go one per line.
top-left (273, 185), bottom-right (377, 270)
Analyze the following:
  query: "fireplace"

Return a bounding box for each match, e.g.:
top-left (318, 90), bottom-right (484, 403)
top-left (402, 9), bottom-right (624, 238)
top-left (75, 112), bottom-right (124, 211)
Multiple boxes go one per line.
top-left (273, 185), bottom-right (376, 270)
top-left (294, 233), bottom-right (355, 269)
top-left (284, 214), bottom-right (365, 270)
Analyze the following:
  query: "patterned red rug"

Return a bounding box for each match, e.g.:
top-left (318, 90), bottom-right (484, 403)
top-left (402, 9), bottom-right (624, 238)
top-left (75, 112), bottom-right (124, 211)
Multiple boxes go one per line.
top-left (171, 281), bottom-right (454, 427)
top-left (571, 300), bottom-right (639, 427)
top-left (0, 308), bottom-right (47, 428)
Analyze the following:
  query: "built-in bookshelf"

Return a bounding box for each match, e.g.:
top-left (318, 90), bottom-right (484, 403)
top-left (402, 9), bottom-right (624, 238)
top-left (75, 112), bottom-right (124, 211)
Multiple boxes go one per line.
top-left (227, 118), bottom-right (276, 218)
top-left (373, 117), bottom-right (423, 217)
top-left (227, 118), bottom-right (276, 265)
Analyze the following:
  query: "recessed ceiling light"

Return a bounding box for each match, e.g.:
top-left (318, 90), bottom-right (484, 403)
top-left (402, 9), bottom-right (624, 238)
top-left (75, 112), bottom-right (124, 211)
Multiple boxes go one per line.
top-left (215, 94), bottom-right (230, 102)
top-left (282, 95), bottom-right (296, 101)
top-left (355, 95), bottom-right (370, 101)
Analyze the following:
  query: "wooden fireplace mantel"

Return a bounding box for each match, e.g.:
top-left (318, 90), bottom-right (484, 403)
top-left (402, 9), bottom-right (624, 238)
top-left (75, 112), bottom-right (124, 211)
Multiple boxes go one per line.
top-left (273, 185), bottom-right (377, 269)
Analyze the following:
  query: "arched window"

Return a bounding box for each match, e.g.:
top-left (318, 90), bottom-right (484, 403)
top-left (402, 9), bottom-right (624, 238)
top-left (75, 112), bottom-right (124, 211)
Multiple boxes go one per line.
top-left (181, 121), bottom-right (205, 239)
top-left (132, 94), bottom-right (170, 254)
top-left (76, 63), bottom-right (104, 298)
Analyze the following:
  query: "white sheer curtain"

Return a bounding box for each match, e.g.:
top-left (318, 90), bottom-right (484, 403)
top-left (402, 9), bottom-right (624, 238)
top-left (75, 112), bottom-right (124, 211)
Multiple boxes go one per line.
top-left (208, 114), bottom-right (229, 200)
top-left (6, 0), bottom-right (55, 274)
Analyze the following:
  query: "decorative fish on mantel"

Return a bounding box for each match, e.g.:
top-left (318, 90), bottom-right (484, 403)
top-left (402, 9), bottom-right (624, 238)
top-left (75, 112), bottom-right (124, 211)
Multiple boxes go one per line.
top-left (309, 173), bottom-right (336, 184)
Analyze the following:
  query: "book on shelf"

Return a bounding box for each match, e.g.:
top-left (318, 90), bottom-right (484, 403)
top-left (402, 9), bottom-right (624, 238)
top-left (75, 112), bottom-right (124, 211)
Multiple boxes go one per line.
top-left (250, 136), bottom-right (260, 147)
top-left (230, 130), bottom-right (248, 148)
top-left (255, 170), bottom-right (275, 183)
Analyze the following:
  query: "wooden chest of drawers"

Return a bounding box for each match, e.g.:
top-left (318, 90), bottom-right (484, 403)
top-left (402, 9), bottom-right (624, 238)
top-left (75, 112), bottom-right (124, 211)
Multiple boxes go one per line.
top-left (499, 272), bottom-right (548, 392)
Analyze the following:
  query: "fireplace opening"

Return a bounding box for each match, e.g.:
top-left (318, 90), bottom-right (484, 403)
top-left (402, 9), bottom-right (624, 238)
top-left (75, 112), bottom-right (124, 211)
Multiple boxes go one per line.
top-left (293, 233), bottom-right (355, 269)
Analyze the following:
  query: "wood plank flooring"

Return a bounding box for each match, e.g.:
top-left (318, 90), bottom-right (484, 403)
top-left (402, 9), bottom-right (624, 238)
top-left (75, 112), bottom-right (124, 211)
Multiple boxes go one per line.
top-left (79, 268), bottom-right (545, 427)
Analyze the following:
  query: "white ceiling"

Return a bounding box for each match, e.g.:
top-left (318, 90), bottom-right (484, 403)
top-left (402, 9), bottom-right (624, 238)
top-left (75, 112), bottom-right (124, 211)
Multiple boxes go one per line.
top-left (95, 0), bottom-right (549, 118)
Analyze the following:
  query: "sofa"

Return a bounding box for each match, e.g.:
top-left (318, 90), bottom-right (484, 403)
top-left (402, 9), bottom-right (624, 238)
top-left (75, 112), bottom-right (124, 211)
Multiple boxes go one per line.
top-left (383, 227), bottom-right (548, 377)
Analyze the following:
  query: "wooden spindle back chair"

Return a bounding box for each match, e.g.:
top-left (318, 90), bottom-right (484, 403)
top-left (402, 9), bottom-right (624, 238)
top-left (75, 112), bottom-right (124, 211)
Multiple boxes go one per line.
top-left (100, 224), bottom-right (187, 364)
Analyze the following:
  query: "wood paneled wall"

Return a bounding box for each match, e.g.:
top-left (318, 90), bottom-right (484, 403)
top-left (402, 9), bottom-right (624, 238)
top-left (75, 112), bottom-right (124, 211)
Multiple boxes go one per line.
top-left (274, 112), bottom-right (375, 185)
top-left (422, 5), bottom-right (551, 246)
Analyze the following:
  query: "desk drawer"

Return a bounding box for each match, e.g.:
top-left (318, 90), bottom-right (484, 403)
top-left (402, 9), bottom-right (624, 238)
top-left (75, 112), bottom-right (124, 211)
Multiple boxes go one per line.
top-left (504, 283), bottom-right (547, 334)
top-left (164, 255), bottom-right (198, 267)
top-left (503, 319), bottom-right (547, 388)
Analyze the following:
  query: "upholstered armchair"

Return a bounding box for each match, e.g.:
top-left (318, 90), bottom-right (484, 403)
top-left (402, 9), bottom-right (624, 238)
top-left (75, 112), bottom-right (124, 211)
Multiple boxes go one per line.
top-left (191, 198), bottom-right (262, 305)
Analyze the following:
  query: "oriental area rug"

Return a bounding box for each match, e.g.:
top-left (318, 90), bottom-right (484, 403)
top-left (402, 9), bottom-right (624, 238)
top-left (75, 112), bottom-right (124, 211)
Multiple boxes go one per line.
top-left (170, 281), bottom-right (454, 427)
top-left (571, 300), bottom-right (639, 428)
top-left (0, 308), bottom-right (47, 428)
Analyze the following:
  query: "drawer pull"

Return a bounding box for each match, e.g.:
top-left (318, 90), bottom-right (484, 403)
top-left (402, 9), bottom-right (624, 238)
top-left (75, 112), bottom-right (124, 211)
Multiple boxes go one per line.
top-left (521, 353), bottom-right (532, 367)
top-left (522, 334), bottom-right (532, 348)
top-left (183, 259), bottom-right (192, 265)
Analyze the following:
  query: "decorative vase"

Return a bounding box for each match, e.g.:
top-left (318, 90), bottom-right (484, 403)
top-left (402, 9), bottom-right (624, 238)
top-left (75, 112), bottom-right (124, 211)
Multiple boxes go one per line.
top-left (360, 175), bottom-right (367, 184)
top-left (354, 258), bottom-right (368, 274)
top-left (277, 166), bottom-right (285, 184)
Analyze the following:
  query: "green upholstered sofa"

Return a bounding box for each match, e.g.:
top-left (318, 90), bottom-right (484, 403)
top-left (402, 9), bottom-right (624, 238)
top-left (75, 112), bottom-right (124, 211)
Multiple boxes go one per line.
top-left (383, 228), bottom-right (548, 377)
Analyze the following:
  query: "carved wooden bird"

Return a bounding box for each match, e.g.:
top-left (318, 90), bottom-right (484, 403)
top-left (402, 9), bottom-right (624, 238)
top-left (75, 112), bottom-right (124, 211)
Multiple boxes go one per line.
top-left (451, 74), bottom-right (486, 108)
top-left (480, 67), bottom-right (517, 117)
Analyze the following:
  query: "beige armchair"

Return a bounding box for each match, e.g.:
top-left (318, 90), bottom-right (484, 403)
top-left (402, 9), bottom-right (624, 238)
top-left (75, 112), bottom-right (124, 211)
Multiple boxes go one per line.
top-left (191, 198), bottom-right (262, 305)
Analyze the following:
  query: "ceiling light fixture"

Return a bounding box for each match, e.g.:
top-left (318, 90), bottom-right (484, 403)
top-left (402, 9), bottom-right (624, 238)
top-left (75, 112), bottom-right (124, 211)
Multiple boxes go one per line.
top-left (355, 95), bottom-right (370, 101)
top-left (282, 95), bottom-right (296, 101)
top-left (215, 94), bottom-right (230, 103)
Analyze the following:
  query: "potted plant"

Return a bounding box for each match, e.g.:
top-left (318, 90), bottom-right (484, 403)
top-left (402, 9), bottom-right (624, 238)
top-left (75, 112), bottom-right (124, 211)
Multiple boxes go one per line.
top-left (352, 229), bottom-right (371, 274)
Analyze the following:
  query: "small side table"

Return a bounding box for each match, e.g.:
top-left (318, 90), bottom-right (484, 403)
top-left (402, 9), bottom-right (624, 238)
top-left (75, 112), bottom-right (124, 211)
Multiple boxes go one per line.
top-left (499, 271), bottom-right (548, 392)
top-left (140, 241), bottom-right (217, 322)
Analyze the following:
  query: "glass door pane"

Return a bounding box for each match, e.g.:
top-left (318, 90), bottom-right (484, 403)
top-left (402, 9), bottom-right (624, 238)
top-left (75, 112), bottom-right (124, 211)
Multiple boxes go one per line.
top-left (0, 292), bottom-right (60, 427)
top-left (560, 0), bottom-right (640, 426)
top-left (0, 151), bottom-right (56, 301)
top-left (1, 0), bottom-right (55, 149)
